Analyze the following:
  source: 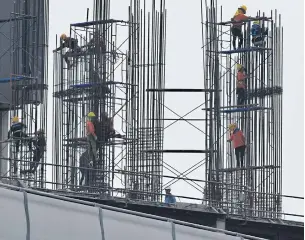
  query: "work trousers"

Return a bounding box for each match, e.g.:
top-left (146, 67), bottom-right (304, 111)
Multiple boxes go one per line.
top-left (236, 87), bottom-right (246, 105)
top-left (235, 145), bottom-right (246, 167)
top-left (87, 135), bottom-right (97, 161)
top-left (231, 27), bottom-right (243, 49)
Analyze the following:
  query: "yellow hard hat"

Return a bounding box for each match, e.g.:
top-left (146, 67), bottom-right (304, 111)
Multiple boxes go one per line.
top-left (12, 116), bottom-right (19, 123)
top-left (228, 123), bottom-right (237, 130)
top-left (236, 64), bottom-right (243, 71)
top-left (240, 5), bottom-right (247, 11)
top-left (60, 33), bottom-right (67, 40)
top-left (253, 20), bottom-right (260, 25)
top-left (88, 112), bottom-right (96, 117)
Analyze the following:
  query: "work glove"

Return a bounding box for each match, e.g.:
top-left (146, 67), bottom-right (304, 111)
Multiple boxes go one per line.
top-left (89, 161), bottom-right (93, 167)
top-left (94, 135), bottom-right (98, 141)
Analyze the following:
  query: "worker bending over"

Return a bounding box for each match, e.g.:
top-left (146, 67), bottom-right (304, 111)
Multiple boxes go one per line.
top-left (8, 116), bottom-right (31, 154)
top-left (236, 64), bottom-right (247, 105)
top-left (53, 33), bottom-right (81, 69)
top-left (231, 5), bottom-right (248, 50)
top-left (227, 123), bottom-right (246, 168)
top-left (164, 187), bottom-right (176, 204)
top-left (21, 129), bottom-right (46, 174)
top-left (251, 20), bottom-right (268, 47)
top-left (86, 112), bottom-right (98, 163)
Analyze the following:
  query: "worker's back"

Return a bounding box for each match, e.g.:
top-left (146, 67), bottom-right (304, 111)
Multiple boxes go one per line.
top-left (9, 122), bottom-right (26, 137)
top-left (230, 129), bottom-right (245, 148)
top-left (236, 71), bottom-right (246, 88)
top-left (232, 14), bottom-right (248, 28)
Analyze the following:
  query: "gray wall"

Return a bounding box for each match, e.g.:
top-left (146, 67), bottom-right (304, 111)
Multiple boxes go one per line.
top-left (0, 186), bottom-right (257, 240)
top-left (0, 0), bottom-right (48, 105)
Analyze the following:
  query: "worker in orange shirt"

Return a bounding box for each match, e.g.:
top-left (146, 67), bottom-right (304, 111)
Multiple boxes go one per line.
top-left (236, 63), bottom-right (247, 105)
top-left (227, 123), bottom-right (246, 168)
top-left (87, 112), bottom-right (98, 163)
top-left (231, 5), bottom-right (248, 50)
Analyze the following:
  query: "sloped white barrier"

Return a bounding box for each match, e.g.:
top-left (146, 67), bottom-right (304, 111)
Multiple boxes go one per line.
top-left (0, 188), bottom-right (27, 240)
top-left (0, 186), bottom-right (266, 240)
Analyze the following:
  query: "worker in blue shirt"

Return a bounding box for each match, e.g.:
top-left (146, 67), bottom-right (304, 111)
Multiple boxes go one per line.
top-left (164, 187), bottom-right (176, 204)
top-left (251, 20), bottom-right (268, 47)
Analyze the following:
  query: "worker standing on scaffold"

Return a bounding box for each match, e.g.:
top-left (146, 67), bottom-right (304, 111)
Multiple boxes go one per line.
top-left (236, 63), bottom-right (247, 105)
top-left (8, 116), bottom-right (32, 154)
top-left (227, 123), bottom-right (246, 168)
top-left (231, 5), bottom-right (248, 50)
top-left (53, 33), bottom-right (81, 69)
top-left (86, 112), bottom-right (98, 164)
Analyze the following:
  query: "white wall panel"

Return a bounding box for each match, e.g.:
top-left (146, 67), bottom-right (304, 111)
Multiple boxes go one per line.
top-left (27, 193), bottom-right (102, 240)
top-left (175, 224), bottom-right (241, 240)
top-left (0, 188), bottom-right (27, 240)
top-left (103, 209), bottom-right (173, 240)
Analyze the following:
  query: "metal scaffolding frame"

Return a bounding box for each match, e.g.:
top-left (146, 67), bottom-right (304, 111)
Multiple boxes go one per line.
top-left (51, 0), bottom-right (166, 202)
top-left (201, 0), bottom-right (283, 219)
top-left (0, 0), bottom-right (48, 189)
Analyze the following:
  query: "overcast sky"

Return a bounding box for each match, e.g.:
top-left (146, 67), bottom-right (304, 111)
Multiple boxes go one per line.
top-left (49, 0), bottom-right (304, 220)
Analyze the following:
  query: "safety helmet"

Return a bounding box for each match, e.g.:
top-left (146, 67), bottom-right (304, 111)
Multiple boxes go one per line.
top-left (253, 20), bottom-right (260, 25)
top-left (165, 186), bottom-right (171, 191)
top-left (60, 33), bottom-right (67, 40)
top-left (228, 123), bottom-right (237, 130)
top-left (12, 116), bottom-right (19, 123)
top-left (239, 5), bottom-right (247, 12)
top-left (236, 64), bottom-right (243, 71)
top-left (88, 112), bottom-right (96, 117)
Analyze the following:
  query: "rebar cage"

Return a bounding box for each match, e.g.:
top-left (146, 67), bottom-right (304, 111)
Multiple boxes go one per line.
top-left (202, 1), bottom-right (283, 219)
top-left (0, 0), bottom-right (48, 189)
top-left (51, 0), bottom-right (166, 201)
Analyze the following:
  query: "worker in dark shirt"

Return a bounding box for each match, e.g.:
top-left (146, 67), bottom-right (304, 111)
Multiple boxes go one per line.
top-left (21, 129), bottom-right (46, 174)
top-left (53, 33), bottom-right (81, 69)
top-left (8, 116), bottom-right (31, 153)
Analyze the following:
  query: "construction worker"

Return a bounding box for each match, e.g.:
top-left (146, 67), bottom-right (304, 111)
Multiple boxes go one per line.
top-left (231, 5), bottom-right (248, 50)
top-left (236, 64), bottom-right (247, 105)
top-left (8, 116), bottom-right (31, 153)
top-left (100, 112), bottom-right (115, 142)
top-left (251, 20), bottom-right (268, 47)
top-left (227, 123), bottom-right (246, 168)
top-left (53, 33), bottom-right (81, 69)
top-left (86, 112), bottom-right (98, 163)
top-left (164, 187), bottom-right (176, 204)
top-left (21, 129), bottom-right (46, 174)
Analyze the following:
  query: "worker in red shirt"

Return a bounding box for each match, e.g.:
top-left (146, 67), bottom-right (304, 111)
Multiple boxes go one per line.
top-left (231, 5), bottom-right (248, 50)
top-left (87, 112), bottom-right (98, 163)
top-left (227, 123), bottom-right (246, 168)
top-left (236, 63), bottom-right (247, 105)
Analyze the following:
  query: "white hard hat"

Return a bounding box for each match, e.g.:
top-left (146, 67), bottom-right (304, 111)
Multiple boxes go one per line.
top-left (165, 186), bottom-right (171, 191)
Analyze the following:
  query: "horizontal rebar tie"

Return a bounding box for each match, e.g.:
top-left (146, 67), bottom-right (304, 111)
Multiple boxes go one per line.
top-left (216, 47), bottom-right (272, 54)
top-left (215, 165), bottom-right (280, 172)
top-left (146, 88), bottom-right (220, 92)
top-left (143, 149), bottom-right (215, 153)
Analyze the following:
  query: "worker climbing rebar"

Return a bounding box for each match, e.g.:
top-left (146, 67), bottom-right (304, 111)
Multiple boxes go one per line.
top-left (227, 123), bottom-right (246, 168)
top-left (53, 33), bottom-right (81, 69)
top-left (251, 20), bottom-right (268, 47)
top-left (86, 112), bottom-right (98, 164)
top-left (20, 129), bottom-right (46, 174)
top-left (231, 5), bottom-right (248, 50)
top-left (236, 63), bottom-right (247, 105)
